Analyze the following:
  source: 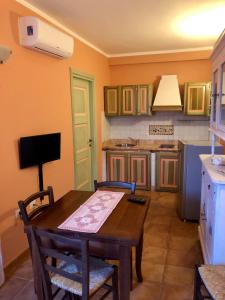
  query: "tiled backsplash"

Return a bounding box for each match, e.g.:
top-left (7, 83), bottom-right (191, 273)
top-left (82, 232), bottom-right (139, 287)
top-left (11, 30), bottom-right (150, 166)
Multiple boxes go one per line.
top-left (102, 112), bottom-right (210, 141)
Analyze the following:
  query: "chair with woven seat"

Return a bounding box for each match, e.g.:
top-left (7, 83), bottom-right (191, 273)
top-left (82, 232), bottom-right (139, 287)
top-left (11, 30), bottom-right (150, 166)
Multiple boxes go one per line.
top-left (193, 264), bottom-right (225, 299)
top-left (29, 225), bottom-right (119, 300)
top-left (18, 186), bottom-right (55, 251)
top-left (93, 180), bottom-right (143, 288)
top-left (18, 187), bottom-right (55, 293)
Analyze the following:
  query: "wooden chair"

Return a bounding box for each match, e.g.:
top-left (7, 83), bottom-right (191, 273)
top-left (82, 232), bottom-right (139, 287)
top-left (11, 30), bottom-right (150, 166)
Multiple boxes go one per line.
top-left (93, 180), bottom-right (143, 288)
top-left (29, 225), bottom-right (119, 300)
top-left (18, 186), bottom-right (54, 226)
top-left (18, 187), bottom-right (55, 293)
top-left (94, 180), bottom-right (136, 194)
top-left (193, 264), bottom-right (225, 299)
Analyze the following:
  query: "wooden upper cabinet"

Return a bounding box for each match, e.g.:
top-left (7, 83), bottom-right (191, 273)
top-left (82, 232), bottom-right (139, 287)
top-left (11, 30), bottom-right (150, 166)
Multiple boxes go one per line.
top-left (104, 84), bottom-right (153, 117)
top-left (184, 82), bottom-right (211, 116)
top-left (137, 84), bottom-right (153, 115)
top-left (104, 86), bottom-right (120, 116)
top-left (121, 85), bottom-right (137, 115)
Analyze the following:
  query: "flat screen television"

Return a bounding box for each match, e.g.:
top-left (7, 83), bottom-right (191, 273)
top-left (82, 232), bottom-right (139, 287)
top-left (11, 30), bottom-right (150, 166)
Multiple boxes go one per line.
top-left (19, 133), bottom-right (61, 169)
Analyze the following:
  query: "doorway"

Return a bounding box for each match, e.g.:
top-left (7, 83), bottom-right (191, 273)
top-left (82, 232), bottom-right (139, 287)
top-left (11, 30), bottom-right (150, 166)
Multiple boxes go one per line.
top-left (70, 69), bottom-right (98, 191)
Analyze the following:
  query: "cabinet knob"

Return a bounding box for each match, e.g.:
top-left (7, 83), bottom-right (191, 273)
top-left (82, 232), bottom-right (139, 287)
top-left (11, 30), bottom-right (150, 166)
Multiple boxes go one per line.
top-left (202, 171), bottom-right (205, 176)
top-left (208, 184), bottom-right (211, 190)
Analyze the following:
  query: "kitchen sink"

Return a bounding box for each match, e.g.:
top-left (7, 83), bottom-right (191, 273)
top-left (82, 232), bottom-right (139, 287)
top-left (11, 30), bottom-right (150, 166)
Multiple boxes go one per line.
top-left (115, 143), bottom-right (136, 147)
top-left (159, 144), bottom-right (175, 149)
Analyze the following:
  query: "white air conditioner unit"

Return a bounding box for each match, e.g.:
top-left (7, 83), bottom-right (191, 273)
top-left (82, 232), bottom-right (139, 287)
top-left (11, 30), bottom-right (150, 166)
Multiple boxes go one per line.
top-left (18, 16), bottom-right (74, 59)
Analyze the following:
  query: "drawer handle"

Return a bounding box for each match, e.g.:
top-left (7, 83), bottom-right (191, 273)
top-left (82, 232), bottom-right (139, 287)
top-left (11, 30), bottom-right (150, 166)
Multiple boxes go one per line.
top-left (208, 184), bottom-right (210, 190)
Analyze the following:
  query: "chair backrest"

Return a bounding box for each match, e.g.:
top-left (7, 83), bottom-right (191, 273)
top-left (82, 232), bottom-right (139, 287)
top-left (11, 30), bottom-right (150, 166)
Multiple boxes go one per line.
top-left (18, 186), bottom-right (54, 225)
top-left (29, 226), bottom-right (90, 300)
top-left (94, 180), bottom-right (136, 194)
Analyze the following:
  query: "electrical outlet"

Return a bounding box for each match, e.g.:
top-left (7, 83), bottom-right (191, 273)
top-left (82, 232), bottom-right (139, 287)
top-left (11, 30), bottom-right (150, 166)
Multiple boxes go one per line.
top-left (15, 209), bottom-right (20, 219)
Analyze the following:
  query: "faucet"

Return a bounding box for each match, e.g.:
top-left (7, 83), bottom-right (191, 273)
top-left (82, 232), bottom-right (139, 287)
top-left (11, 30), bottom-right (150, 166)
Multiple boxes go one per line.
top-left (128, 137), bottom-right (139, 145)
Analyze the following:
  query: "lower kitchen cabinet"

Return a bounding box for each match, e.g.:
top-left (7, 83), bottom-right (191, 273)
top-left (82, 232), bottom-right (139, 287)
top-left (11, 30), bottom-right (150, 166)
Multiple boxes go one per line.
top-left (106, 151), bottom-right (129, 182)
top-left (106, 151), bottom-right (150, 189)
top-left (156, 151), bottom-right (180, 192)
top-left (130, 153), bottom-right (150, 189)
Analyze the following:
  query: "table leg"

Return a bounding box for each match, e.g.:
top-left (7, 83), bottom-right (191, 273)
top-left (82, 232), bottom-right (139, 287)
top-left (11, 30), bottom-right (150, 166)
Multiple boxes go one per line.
top-left (119, 245), bottom-right (131, 300)
top-left (136, 230), bottom-right (143, 282)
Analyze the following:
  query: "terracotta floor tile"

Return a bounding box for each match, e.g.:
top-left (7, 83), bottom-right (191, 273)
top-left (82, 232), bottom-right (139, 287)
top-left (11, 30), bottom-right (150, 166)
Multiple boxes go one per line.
top-left (144, 232), bottom-right (170, 249)
top-left (13, 281), bottom-right (36, 300)
top-left (0, 276), bottom-right (28, 300)
top-left (160, 283), bottom-right (194, 300)
top-left (168, 236), bottom-right (199, 251)
top-left (149, 205), bottom-right (177, 217)
top-left (170, 218), bottom-right (198, 238)
top-left (11, 258), bottom-right (34, 280)
top-left (166, 247), bottom-right (203, 268)
top-left (130, 281), bottom-right (162, 300)
top-left (143, 246), bottom-right (167, 265)
top-left (140, 263), bottom-right (165, 283)
top-left (149, 214), bottom-right (173, 226)
top-left (163, 265), bottom-right (194, 287)
top-left (146, 223), bottom-right (171, 235)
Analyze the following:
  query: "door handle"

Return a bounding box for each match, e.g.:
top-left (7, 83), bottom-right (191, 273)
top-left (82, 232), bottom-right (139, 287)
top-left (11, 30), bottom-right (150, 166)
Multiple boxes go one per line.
top-left (88, 139), bottom-right (92, 147)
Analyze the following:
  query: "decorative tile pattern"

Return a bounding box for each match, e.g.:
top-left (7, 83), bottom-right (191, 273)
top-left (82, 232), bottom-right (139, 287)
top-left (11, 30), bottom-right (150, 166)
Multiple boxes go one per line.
top-left (149, 125), bottom-right (174, 136)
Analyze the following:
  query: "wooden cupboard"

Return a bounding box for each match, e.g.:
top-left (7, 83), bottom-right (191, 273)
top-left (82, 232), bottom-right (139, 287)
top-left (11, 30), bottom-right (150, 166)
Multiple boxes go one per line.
top-left (104, 86), bottom-right (120, 116)
top-left (184, 82), bottom-right (211, 116)
top-left (199, 155), bottom-right (225, 264)
top-left (104, 84), bottom-right (153, 117)
top-left (106, 151), bottom-right (150, 189)
top-left (156, 151), bottom-right (180, 192)
top-left (210, 29), bottom-right (225, 140)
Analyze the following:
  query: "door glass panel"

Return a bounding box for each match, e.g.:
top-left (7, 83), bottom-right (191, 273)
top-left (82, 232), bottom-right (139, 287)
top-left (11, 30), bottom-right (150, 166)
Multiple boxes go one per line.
top-left (220, 62), bottom-right (225, 126)
top-left (212, 70), bottom-right (218, 123)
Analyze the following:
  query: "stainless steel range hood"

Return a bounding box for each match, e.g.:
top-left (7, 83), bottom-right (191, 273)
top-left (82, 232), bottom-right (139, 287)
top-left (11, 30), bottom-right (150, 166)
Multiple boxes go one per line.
top-left (152, 75), bottom-right (183, 111)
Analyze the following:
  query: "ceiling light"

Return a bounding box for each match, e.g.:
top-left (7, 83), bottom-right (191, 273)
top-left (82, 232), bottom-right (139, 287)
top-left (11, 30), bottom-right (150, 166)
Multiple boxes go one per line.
top-left (174, 5), bottom-right (225, 39)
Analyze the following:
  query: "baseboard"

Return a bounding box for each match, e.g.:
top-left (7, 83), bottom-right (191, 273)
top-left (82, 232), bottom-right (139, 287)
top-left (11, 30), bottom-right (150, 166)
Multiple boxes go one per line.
top-left (4, 249), bottom-right (30, 278)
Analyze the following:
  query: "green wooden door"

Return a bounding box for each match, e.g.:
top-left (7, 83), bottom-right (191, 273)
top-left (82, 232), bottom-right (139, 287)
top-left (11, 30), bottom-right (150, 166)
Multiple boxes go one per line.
top-left (71, 77), bottom-right (92, 191)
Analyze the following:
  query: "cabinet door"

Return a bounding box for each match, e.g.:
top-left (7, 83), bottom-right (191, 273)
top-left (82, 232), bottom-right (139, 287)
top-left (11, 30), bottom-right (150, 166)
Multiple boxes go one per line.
top-left (218, 61), bottom-right (225, 132)
top-left (137, 84), bottom-right (153, 115)
top-left (104, 86), bottom-right (119, 116)
top-left (184, 82), bottom-right (211, 116)
top-left (121, 85), bottom-right (137, 115)
top-left (156, 152), bottom-right (180, 192)
top-left (106, 151), bottom-right (129, 181)
top-left (130, 153), bottom-right (150, 189)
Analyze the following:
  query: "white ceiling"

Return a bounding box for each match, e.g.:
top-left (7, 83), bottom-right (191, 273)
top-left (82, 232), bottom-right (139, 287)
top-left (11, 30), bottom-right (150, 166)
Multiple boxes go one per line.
top-left (17, 0), bottom-right (225, 56)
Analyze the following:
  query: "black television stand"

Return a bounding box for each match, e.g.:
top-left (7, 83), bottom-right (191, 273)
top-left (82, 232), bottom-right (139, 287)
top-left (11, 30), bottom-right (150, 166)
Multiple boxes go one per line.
top-left (38, 163), bottom-right (44, 200)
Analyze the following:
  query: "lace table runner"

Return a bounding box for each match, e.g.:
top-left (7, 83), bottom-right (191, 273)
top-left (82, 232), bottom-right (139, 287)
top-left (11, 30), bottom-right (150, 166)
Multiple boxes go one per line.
top-left (58, 190), bottom-right (124, 233)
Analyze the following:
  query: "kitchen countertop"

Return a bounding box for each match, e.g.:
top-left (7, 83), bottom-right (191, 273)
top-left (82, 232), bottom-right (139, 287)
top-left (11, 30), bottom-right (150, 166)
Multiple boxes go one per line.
top-left (102, 139), bottom-right (180, 152)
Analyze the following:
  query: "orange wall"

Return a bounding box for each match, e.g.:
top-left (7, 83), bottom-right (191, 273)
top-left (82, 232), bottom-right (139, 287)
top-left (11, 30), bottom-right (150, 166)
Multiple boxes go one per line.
top-left (0, 0), bottom-right (110, 266)
top-left (109, 54), bottom-right (212, 97)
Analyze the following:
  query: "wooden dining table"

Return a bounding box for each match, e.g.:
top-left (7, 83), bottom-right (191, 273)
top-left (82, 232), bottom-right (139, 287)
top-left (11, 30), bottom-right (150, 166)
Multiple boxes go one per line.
top-left (30, 190), bottom-right (150, 300)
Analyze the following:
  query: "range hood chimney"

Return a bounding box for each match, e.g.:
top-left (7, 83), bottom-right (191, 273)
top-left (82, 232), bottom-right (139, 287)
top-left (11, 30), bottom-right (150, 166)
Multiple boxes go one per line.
top-left (152, 75), bottom-right (182, 111)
